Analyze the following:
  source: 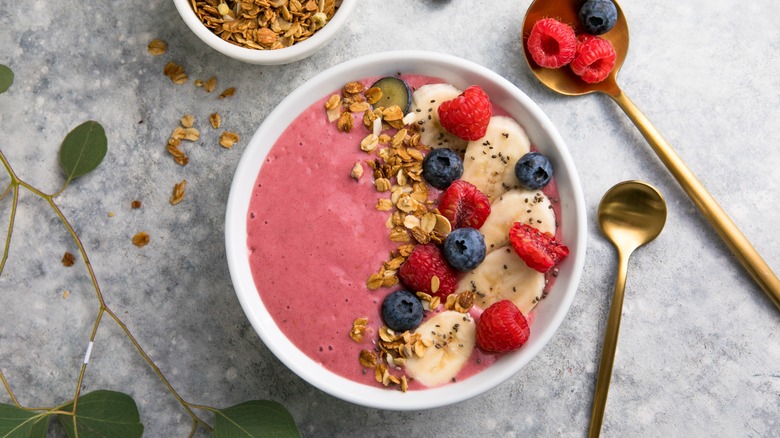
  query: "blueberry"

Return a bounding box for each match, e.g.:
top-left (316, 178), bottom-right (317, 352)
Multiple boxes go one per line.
top-left (579, 0), bottom-right (618, 35)
top-left (381, 290), bottom-right (424, 332)
top-left (371, 77), bottom-right (412, 113)
top-left (443, 227), bottom-right (486, 272)
top-left (514, 152), bottom-right (553, 190)
top-left (422, 148), bottom-right (463, 189)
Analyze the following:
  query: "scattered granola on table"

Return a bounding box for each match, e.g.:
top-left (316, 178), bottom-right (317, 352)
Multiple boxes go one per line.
top-left (220, 131), bottom-right (240, 148)
top-left (189, 0), bottom-right (340, 50)
top-left (170, 180), bottom-right (187, 205)
top-left (194, 76), bottom-right (218, 92)
top-left (163, 61), bottom-right (188, 84)
top-left (132, 232), bottom-right (150, 247)
top-left (218, 87), bottom-right (236, 99)
top-left (61, 252), bottom-right (75, 267)
top-left (209, 112), bottom-right (222, 129)
top-left (147, 39), bottom-right (167, 55)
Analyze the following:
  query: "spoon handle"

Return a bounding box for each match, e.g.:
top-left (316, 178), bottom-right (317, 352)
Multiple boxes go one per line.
top-left (589, 249), bottom-right (631, 438)
top-left (609, 90), bottom-right (780, 311)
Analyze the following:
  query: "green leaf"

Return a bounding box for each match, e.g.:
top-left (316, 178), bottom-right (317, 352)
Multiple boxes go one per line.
top-left (0, 64), bottom-right (12, 94)
top-left (59, 120), bottom-right (107, 182)
top-left (213, 400), bottom-right (300, 438)
top-left (0, 403), bottom-right (49, 438)
top-left (57, 390), bottom-right (143, 438)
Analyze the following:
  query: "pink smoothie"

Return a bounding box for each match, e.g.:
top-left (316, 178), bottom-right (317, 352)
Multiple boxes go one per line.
top-left (247, 75), bottom-right (560, 390)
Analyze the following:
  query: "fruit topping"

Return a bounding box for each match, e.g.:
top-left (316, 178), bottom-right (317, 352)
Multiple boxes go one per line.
top-left (509, 222), bottom-right (569, 273)
top-left (442, 227), bottom-right (487, 271)
top-left (526, 18), bottom-right (577, 68)
top-left (437, 85), bottom-right (493, 141)
top-left (422, 148), bottom-right (464, 189)
top-left (480, 189), bottom-right (556, 254)
top-left (381, 290), bottom-right (425, 332)
top-left (571, 34), bottom-right (617, 84)
top-left (438, 180), bottom-right (492, 230)
top-left (579, 0), bottom-right (618, 35)
top-left (476, 300), bottom-right (530, 353)
top-left (398, 243), bottom-right (459, 300)
top-left (370, 77), bottom-right (413, 113)
top-left (409, 83), bottom-right (468, 152)
top-left (514, 151), bottom-right (553, 190)
top-left (403, 311), bottom-right (476, 387)
top-left (459, 247), bottom-right (546, 316)
top-left (461, 116), bottom-right (531, 202)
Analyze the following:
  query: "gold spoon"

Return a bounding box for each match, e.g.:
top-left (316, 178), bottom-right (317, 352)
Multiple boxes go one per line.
top-left (521, 0), bottom-right (780, 310)
top-left (592, 180), bottom-right (667, 437)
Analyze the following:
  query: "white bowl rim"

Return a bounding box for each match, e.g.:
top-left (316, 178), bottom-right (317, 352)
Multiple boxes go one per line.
top-left (172, 0), bottom-right (358, 64)
top-left (225, 50), bottom-right (587, 410)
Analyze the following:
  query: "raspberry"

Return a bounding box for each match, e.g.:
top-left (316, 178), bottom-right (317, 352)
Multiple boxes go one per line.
top-left (437, 85), bottom-right (492, 141)
top-left (508, 222), bottom-right (569, 273)
top-left (476, 300), bottom-right (530, 353)
top-left (526, 18), bottom-right (577, 68)
top-left (398, 244), bottom-right (458, 300)
top-left (571, 34), bottom-right (617, 84)
top-left (438, 180), bottom-right (491, 230)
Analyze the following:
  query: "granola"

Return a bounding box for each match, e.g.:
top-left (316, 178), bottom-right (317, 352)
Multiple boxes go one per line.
top-left (132, 232), bottom-right (150, 247)
top-left (163, 61), bottom-right (188, 84)
top-left (61, 252), bottom-right (75, 267)
top-left (147, 39), bottom-right (167, 55)
top-left (189, 0), bottom-right (340, 51)
top-left (170, 180), bottom-right (187, 205)
top-left (220, 131), bottom-right (240, 148)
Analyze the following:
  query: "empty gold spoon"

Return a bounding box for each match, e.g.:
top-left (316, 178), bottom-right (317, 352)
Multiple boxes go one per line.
top-left (592, 180), bottom-right (667, 437)
top-left (521, 0), bottom-right (780, 310)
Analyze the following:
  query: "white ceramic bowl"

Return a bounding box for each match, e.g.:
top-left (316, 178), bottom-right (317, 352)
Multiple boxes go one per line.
top-left (225, 50), bottom-right (587, 410)
top-left (172, 0), bottom-right (357, 65)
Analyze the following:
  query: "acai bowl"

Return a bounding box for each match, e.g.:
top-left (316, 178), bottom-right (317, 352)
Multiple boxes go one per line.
top-left (225, 50), bottom-right (586, 410)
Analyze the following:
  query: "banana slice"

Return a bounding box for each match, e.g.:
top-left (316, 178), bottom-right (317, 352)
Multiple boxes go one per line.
top-left (458, 248), bottom-right (545, 315)
top-left (404, 310), bottom-right (476, 387)
top-left (409, 83), bottom-right (468, 152)
top-left (461, 116), bottom-right (531, 202)
top-left (481, 189), bottom-right (556, 254)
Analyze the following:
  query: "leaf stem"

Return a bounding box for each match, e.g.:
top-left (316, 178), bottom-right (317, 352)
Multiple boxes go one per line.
top-left (0, 150), bottom-right (19, 278)
top-left (0, 182), bottom-right (11, 201)
top-left (103, 307), bottom-right (213, 431)
top-left (0, 369), bottom-right (21, 407)
top-left (0, 148), bottom-right (216, 433)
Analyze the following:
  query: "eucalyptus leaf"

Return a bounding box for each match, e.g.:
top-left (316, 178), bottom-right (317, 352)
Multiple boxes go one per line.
top-left (213, 400), bottom-right (300, 438)
top-left (57, 390), bottom-right (143, 438)
top-left (0, 403), bottom-right (49, 438)
top-left (0, 64), bottom-right (12, 94)
top-left (59, 120), bottom-right (107, 182)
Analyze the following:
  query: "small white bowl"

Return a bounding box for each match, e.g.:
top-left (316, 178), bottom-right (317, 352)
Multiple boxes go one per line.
top-left (173, 0), bottom-right (357, 65)
top-left (225, 50), bottom-right (587, 409)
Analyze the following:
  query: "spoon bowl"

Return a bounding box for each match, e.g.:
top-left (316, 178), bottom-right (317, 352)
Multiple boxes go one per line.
top-left (522, 0), bottom-right (628, 96)
top-left (590, 180), bottom-right (667, 437)
top-left (522, 0), bottom-right (780, 310)
top-left (598, 181), bottom-right (667, 252)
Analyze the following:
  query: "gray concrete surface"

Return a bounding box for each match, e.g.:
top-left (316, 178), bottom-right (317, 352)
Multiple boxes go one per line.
top-left (0, 0), bottom-right (778, 436)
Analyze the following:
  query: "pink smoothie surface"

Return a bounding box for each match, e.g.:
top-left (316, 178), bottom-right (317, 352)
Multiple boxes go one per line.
top-left (246, 75), bottom-right (561, 390)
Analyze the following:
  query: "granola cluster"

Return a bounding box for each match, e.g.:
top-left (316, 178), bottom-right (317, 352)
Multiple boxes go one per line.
top-left (131, 39), bottom-right (243, 247)
top-left (323, 81), bottom-right (455, 293)
top-left (190, 0), bottom-right (339, 50)
top-left (325, 79), bottom-right (479, 391)
top-left (351, 289), bottom-right (476, 392)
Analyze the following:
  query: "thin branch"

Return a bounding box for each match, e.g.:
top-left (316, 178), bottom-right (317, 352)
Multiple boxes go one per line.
top-left (0, 148), bottom-right (217, 433)
top-left (0, 369), bottom-right (21, 407)
top-left (0, 182), bottom-right (11, 201)
top-left (103, 307), bottom-right (213, 431)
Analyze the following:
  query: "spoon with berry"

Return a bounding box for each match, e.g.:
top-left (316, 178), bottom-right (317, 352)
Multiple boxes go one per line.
top-left (521, 0), bottom-right (780, 309)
